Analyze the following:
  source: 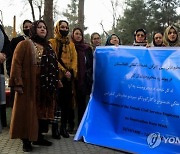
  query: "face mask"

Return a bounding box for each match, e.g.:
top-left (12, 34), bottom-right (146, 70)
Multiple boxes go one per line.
top-left (60, 30), bottom-right (69, 37)
top-left (23, 29), bottom-right (30, 36)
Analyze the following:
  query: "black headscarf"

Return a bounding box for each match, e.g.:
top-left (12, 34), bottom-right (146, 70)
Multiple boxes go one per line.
top-left (105, 34), bottom-right (121, 46)
top-left (30, 20), bottom-right (59, 105)
top-left (30, 20), bottom-right (48, 46)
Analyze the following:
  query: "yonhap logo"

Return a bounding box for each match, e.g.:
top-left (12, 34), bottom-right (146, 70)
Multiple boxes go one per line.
top-left (147, 132), bottom-right (161, 148)
top-left (147, 132), bottom-right (180, 148)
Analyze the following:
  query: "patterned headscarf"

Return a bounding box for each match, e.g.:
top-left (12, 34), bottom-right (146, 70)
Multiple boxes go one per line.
top-left (133, 28), bottom-right (147, 46)
top-left (163, 25), bottom-right (180, 47)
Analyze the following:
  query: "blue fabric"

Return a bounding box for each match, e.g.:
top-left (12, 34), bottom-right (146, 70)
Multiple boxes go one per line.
top-left (74, 46), bottom-right (180, 154)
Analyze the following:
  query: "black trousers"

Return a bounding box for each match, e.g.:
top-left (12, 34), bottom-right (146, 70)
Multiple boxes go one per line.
top-left (74, 80), bottom-right (87, 125)
top-left (75, 86), bottom-right (86, 125)
top-left (0, 105), bottom-right (7, 127)
top-left (58, 78), bottom-right (74, 129)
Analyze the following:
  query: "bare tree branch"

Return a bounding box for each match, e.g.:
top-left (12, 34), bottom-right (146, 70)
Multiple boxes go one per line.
top-left (100, 21), bottom-right (109, 36)
top-left (28, 0), bottom-right (36, 21)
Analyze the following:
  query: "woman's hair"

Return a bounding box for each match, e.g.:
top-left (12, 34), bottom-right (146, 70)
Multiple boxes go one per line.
top-left (22, 19), bottom-right (32, 28)
top-left (163, 25), bottom-right (179, 46)
top-left (71, 27), bottom-right (84, 44)
top-left (90, 32), bottom-right (101, 43)
top-left (152, 32), bottom-right (163, 46)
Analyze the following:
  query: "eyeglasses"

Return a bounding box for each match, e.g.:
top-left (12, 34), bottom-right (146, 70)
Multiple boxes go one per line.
top-left (136, 34), bottom-right (145, 37)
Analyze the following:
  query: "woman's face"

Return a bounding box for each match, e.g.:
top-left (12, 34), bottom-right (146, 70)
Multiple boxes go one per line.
top-left (60, 22), bottom-right (69, 31)
top-left (92, 34), bottom-right (101, 46)
top-left (73, 29), bottom-right (82, 42)
top-left (168, 28), bottom-right (177, 42)
top-left (110, 35), bottom-right (119, 45)
top-left (135, 31), bottom-right (146, 43)
top-left (154, 33), bottom-right (163, 46)
top-left (36, 22), bottom-right (47, 38)
top-left (23, 22), bottom-right (32, 30)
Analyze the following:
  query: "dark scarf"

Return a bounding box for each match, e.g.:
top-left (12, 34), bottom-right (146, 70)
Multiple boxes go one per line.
top-left (168, 40), bottom-right (178, 47)
top-left (30, 20), bottom-right (59, 106)
top-left (74, 42), bottom-right (86, 88)
top-left (71, 28), bottom-right (87, 88)
top-left (39, 44), bottom-right (59, 105)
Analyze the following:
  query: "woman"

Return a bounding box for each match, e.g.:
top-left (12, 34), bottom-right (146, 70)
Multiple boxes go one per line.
top-left (49, 20), bottom-right (77, 138)
top-left (0, 23), bottom-right (11, 129)
top-left (8, 20), bottom-right (32, 108)
top-left (91, 32), bottom-right (101, 51)
top-left (71, 27), bottom-right (93, 127)
top-left (9, 20), bottom-right (59, 152)
top-left (105, 34), bottom-right (121, 46)
top-left (133, 28), bottom-right (147, 46)
top-left (163, 25), bottom-right (180, 47)
top-left (151, 32), bottom-right (164, 47)
top-left (9, 19), bottom-right (32, 75)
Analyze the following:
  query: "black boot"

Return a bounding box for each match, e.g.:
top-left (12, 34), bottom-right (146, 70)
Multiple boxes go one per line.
top-left (52, 121), bottom-right (61, 139)
top-left (32, 133), bottom-right (52, 146)
top-left (60, 127), bottom-right (70, 138)
top-left (22, 139), bottom-right (32, 152)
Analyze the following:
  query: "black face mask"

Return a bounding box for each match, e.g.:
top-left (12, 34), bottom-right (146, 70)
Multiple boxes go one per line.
top-left (60, 30), bottom-right (69, 37)
top-left (23, 29), bottom-right (30, 36)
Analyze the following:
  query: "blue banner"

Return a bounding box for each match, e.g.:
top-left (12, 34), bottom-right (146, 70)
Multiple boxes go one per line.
top-left (74, 46), bottom-right (180, 154)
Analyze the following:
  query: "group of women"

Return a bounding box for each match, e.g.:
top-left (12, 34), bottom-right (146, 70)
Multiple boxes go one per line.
top-left (9, 19), bottom-right (93, 152)
top-left (7, 18), bottom-right (179, 152)
top-left (104, 25), bottom-right (180, 47)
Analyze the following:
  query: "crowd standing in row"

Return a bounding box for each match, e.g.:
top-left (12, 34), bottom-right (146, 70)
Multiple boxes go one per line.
top-left (0, 18), bottom-right (179, 152)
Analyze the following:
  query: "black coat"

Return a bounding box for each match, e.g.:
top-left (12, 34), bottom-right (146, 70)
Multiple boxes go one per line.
top-left (0, 25), bottom-right (11, 75)
top-left (85, 45), bottom-right (93, 95)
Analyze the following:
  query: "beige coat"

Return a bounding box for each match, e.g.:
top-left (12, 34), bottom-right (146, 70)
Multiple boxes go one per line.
top-left (9, 40), bottom-right (38, 141)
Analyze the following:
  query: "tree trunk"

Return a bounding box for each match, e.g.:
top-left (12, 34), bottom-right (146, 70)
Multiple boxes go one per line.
top-left (28, 0), bottom-right (36, 21)
top-left (43, 0), bottom-right (54, 39)
top-left (78, 0), bottom-right (84, 33)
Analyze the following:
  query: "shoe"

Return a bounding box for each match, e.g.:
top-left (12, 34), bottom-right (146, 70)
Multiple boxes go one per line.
top-left (68, 128), bottom-right (75, 134)
top-left (33, 138), bottom-right (52, 146)
top-left (22, 139), bottom-right (32, 152)
top-left (52, 122), bottom-right (61, 139)
top-left (60, 128), bottom-right (70, 138)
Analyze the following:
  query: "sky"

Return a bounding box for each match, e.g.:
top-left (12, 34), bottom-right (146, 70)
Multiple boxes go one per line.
top-left (0, 0), bottom-right (125, 34)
